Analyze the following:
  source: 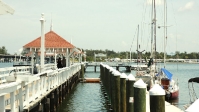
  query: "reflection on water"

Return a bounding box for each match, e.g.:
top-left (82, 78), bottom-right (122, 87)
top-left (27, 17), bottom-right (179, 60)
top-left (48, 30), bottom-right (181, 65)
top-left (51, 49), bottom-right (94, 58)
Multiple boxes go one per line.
top-left (57, 67), bottom-right (108, 112)
top-left (57, 83), bottom-right (108, 112)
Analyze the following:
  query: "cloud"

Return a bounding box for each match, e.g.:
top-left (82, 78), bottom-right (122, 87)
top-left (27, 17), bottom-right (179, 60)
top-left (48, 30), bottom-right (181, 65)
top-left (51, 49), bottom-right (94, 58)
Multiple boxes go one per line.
top-left (146, 0), bottom-right (163, 6)
top-left (178, 1), bottom-right (194, 12)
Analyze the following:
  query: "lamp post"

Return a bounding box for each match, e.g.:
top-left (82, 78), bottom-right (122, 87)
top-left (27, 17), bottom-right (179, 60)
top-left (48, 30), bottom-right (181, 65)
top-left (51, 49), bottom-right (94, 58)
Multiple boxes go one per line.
top-left (40, 13), bottom-right (45, 72)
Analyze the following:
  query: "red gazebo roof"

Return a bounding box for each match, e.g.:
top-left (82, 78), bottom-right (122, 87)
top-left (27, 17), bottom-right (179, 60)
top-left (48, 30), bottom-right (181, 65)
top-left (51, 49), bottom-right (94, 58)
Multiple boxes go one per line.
top-left (23, 31), bottom-right (74, 48)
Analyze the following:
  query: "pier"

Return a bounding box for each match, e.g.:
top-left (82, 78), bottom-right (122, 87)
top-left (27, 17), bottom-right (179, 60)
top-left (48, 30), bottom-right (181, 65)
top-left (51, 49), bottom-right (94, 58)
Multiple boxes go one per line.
top-left (99, 64), bottom-right (183, 112)
top-left (85, 62), bottom-right (132, 72)
top-left (0, 63), bottom-right (83, 112)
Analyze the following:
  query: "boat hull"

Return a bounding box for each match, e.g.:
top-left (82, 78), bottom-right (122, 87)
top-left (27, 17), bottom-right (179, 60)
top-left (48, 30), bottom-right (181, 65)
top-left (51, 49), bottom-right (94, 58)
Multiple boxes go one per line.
top-left (166, 89), bottom-right (179, 100)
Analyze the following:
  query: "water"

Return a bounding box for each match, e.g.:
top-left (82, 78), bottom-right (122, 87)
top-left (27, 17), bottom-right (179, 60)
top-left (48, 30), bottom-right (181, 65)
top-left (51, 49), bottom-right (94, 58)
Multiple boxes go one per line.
top-left (57, 67), bottom-right (108, 112)
top-left (1, 62), bottom-right (199, 111)
top-left (0, 62), bottom-right (13, 68)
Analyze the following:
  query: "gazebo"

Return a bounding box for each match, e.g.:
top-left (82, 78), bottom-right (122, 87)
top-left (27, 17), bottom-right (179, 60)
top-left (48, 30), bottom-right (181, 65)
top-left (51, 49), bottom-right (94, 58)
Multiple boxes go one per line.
top-left (23, 30), bottom-right (82, 68)
top-left (20, 14), bottom-right (84, 73)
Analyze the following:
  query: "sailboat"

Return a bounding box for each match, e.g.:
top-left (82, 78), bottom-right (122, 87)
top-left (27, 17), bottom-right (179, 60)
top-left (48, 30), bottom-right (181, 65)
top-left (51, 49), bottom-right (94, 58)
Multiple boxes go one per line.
top-left (134, 24), bottom-right (154, 90)
top-left (154, 0), bottom-right (179, 100)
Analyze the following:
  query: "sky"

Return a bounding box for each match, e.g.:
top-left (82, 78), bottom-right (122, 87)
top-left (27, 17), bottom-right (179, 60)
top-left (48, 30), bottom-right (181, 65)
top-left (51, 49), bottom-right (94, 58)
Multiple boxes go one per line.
top-left (0, 0), bottom-right (198, 55)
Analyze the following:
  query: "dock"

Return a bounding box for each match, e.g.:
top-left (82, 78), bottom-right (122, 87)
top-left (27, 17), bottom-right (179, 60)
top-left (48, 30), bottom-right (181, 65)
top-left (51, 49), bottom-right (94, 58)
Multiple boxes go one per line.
top-left (0, 63), bottom-right (83, 112)
top-left (85, 62), bottom-right (132, 72)
top-left (100, 63), bottom-right (183, 112)
top-left (0, 62), bottom-right (185, 112)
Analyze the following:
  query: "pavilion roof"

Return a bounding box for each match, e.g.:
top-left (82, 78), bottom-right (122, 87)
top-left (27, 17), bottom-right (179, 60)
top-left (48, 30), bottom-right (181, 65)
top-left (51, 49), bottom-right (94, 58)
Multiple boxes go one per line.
top-left (23, 31), bottom-right (74, 48)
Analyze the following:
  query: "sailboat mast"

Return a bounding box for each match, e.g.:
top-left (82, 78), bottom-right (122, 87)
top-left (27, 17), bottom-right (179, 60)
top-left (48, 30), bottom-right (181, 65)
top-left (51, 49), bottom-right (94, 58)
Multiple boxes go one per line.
top-left (151, 0), bottom-right (154, 58)
top-left (164, 0), bottom-right (167, 68)
top-left (154, 0), bottom-right (157, 69)
top-left (137, 25), bottom-right (139, 67)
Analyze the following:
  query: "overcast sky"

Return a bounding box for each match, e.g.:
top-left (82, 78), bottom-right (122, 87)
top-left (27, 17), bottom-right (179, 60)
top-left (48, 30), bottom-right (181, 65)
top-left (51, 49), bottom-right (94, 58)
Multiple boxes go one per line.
top-left (0, 0), bottom-right (198, 55)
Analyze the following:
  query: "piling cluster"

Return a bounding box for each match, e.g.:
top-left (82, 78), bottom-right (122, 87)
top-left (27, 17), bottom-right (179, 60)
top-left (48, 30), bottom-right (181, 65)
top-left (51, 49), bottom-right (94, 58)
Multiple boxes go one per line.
top-left (100, 63), bottom-right (166, 112)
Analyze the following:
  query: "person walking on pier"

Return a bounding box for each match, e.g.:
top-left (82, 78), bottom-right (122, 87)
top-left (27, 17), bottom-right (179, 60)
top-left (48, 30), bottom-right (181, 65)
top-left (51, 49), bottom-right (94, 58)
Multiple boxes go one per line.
top-left (62, 57), bottom-right (66, 67)
top-left (57, 57), bottom-right (63, 68)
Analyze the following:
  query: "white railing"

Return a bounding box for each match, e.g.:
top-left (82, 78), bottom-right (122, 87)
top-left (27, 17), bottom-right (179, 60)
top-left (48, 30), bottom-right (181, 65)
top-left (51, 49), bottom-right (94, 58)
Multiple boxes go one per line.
top-left (0, 63), bottom-right (81, 112)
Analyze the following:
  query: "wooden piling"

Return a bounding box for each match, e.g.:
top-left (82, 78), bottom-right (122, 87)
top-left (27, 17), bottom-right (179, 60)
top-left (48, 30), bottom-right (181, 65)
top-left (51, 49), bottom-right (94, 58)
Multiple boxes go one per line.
top-left (59, 85), bottom-right (62, 103)
top-left (94, 66), bottom-right (96, 72)
top-left (38, 103), bottom-right (43, 112)
top-left (62, 85), bottom-right (66, 99)
top-left (134, 79), bottom-right (146, 112)
top-left (81, 64), bottom-right (85, 79)
top-left (120, 73), bottom-right (127, 112)
top-left (149, 84), bottom-right (165, 112)
top-left (45, 98), bottom-right (50, 112)
top-left (113, 71), bottom-right (121, 112)
top-left (105, 65), bottom-right (109, 97)
top-left (55, 88), bottom-right (59, 107)
top-left (111, 69), bottom-right (116, 110)
top-left (100, 63), bottom-right (103, 80)
top-left (108, 67), bottom-right (114, 105)
top-left (101, 65), bottom-right (106, 88)
top-left (50, 92), bottom-right (55, 112)
top-left (126, 74), bottom-right (136, 112)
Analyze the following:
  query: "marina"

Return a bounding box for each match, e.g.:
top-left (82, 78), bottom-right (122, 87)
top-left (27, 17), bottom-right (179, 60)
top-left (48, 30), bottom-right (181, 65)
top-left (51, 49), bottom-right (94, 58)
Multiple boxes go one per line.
top-left (0, 0), bottom-right (199, 112)
top-left (1, 62), bottom-right (199, 112)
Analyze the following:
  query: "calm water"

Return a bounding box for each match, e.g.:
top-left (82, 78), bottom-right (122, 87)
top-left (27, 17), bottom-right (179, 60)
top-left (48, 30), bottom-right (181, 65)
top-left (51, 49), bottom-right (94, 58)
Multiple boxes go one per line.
top-left (1, 62), bottom-right (199, 111)
top-left (0, 62), bottom-right (13, 68)
top-left (57, 67), bottom-right (108, 112)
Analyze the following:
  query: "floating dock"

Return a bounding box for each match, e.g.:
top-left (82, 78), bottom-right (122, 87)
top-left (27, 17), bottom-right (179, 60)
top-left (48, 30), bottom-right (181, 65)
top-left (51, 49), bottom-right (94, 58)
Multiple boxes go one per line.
top-left (84, 78), bottom-right (100, 83)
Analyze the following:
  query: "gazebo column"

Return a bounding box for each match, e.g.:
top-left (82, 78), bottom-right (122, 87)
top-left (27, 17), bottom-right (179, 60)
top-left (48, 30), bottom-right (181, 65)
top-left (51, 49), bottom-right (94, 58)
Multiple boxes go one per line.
top-left (54, 50), bottom-right (57, 69)
top-left (68, 49), bottom-right (71, 66)
top-left (31, 49), bottom-right (35, 74)
top-left (66, 48), bottom-right (69, 67)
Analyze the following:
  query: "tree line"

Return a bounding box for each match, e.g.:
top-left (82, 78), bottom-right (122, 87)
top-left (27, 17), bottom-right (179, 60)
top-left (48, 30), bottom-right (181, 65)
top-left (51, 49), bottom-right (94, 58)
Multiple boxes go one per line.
top-left (0, 46), bottom-right (8, 55)
top-left (1, 46), bottom-right (199, 61)
top-left (83, 49), bottom-right (199, 62)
